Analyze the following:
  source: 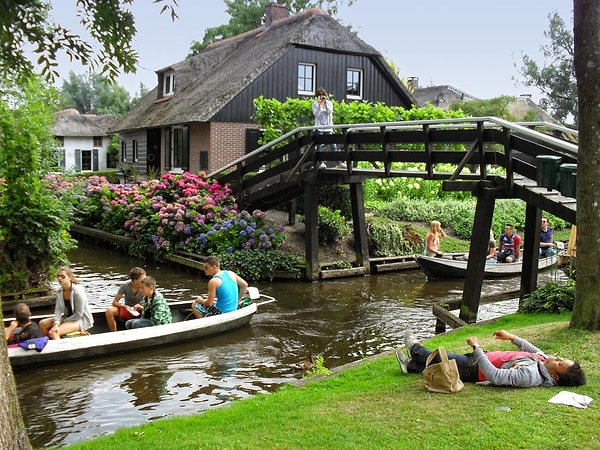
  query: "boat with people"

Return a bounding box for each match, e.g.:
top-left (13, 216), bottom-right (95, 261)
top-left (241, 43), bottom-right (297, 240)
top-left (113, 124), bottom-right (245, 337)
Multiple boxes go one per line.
top-left (415, 253), bottom-right (558, 280)
top-left (6, 288), bottom-right (274, 369)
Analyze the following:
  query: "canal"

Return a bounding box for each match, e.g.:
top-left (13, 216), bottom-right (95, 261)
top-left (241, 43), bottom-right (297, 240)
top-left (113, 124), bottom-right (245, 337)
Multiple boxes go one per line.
top-left (14, 240), bottom-right (558, 448)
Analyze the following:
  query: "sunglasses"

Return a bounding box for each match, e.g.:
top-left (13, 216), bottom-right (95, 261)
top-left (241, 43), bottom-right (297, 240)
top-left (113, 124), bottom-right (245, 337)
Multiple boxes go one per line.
top-left (57, 274), bottom-right (67, 279)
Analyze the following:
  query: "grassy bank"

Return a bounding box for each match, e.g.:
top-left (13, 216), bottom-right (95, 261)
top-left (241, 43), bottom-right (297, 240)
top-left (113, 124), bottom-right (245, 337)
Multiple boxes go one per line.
top-left (63, 313), bottom-right (598, 450)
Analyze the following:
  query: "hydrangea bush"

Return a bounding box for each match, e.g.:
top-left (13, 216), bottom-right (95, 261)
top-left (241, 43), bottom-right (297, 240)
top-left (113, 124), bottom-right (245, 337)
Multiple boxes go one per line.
top-left (45, 172), bottom-right (286, 257)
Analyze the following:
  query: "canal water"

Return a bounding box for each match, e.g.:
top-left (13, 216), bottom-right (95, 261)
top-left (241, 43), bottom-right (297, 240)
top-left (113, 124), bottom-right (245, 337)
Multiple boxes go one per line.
top-left (14, 241), bottom-right (560, 448)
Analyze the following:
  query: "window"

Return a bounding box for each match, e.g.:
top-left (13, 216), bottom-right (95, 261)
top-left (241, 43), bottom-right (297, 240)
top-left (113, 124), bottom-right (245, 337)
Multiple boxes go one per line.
top-left (121, 141), bottom-right (127, 161)
top-left (163, 71), bottom-right (175, 96)
top-left (346, 68), bottom-right (363, 99)
top-left (165, 126), bottom-right (189, 170)
top-left (132, 140), bottom-right (139, 162)
top-left (199, 151), bottom-right (209, 171)
top-left (81, 149), bottom-right (92, 171)
top-left (297, 63), bottom-right (315, 96)
top-left (75, 149), bottom-right (98, 171)
top-left (56, 136), bottom-right (64, 147)
top-left (93, 136), bottom-right (103, 147)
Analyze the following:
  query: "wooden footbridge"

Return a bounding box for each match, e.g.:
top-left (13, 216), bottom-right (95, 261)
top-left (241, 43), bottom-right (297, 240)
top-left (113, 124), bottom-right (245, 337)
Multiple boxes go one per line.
top-left (210, 117), bottom-right (578, 323)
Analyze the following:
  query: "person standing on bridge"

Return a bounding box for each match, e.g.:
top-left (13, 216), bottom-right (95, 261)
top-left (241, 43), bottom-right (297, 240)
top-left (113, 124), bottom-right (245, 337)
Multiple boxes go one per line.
top-left (312, 87), bottom-right (346, 169)
top-left (497, 223), bottom-right (521, 263)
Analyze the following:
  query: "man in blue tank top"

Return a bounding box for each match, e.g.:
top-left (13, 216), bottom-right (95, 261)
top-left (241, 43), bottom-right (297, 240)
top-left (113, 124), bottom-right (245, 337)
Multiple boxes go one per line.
top-left (192, 256), bottom-right (249, 318)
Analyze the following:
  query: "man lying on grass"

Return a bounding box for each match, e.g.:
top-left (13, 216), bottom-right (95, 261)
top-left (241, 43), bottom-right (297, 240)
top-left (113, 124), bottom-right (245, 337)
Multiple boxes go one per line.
top-left (396, 329), bottom-right (586, 387)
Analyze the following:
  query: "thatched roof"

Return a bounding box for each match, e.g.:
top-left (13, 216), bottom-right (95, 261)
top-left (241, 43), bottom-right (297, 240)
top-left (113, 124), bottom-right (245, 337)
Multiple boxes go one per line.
top-left (412, 85), bottom-right (478, 109)
top-left (115, 9), bottom-right (413, 132)
top-left (53, 109), bottom-right (118, 136)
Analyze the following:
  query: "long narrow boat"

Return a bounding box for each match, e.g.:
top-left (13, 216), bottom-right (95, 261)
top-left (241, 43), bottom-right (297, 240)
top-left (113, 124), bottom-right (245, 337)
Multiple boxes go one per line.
top-left (6, 291), bottom-right (273, 369)
top-left (415, 254), bottom-right (558, 280)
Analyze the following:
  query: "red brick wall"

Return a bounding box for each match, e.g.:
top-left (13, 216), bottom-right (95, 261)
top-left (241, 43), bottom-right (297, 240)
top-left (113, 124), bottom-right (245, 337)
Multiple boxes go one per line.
top-left (208, 122), bottom-right (256, 172)
top-left (188, 123), bottom-right (210, 173)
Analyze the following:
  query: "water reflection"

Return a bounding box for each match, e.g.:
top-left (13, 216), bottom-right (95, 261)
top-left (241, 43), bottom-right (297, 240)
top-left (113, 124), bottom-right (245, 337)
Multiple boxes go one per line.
top-left (15, 240), bottom-right (559, 448)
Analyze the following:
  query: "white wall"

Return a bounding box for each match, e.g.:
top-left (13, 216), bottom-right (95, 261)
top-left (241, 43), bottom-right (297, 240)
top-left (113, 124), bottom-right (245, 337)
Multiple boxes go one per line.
top-left (60, 136), bottom-right (109, 172)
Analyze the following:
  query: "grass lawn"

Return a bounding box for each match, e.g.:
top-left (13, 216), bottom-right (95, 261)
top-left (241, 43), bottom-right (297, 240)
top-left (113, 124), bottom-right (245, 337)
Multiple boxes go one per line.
top-left (63, 312), bottom-right (598, 450)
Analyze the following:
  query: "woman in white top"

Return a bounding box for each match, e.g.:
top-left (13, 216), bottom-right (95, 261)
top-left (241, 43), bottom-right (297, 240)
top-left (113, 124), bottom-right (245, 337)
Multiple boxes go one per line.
top-left (39, 266), bottom-right (94, 339)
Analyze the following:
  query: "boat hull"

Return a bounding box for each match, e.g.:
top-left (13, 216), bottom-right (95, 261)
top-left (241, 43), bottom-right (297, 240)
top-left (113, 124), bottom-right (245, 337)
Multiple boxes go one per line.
top-left (8, 301), bottom-right (257, 369)
top-left (415, 254), bottom-right (557, 280)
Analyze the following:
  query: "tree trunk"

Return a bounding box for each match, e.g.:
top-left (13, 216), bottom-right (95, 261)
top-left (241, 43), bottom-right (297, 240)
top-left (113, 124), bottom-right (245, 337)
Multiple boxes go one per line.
top-left (0, 308), bottom-right (32, 449)
top-left (570, 0), bottom-right (600, 329)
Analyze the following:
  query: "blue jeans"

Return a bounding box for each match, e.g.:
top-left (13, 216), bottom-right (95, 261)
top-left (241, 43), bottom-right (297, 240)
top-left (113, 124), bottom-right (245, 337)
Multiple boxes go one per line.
top-left (407, 343), bottom-right (479, 382)
top-left (315, 130), bottom-right (337, 152)
top-left (540, 247), bottom-right (557, 257)
top-left (125, 318), bottom-right (154, 329)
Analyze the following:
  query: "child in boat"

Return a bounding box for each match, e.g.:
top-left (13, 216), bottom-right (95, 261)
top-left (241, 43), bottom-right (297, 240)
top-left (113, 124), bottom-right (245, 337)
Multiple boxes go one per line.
top-left (192, 256), bottom-right (249, 318)
top-left (105, 266), bottom-right (146, 331)
top-left (5, 303), bottom-right (43, 344)
top-left (125, 276), bottom-right (172, 328)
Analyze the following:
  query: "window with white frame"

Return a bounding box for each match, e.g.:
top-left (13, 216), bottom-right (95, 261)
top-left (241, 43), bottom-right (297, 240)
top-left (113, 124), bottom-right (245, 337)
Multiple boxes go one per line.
top-left (163, 71), bottom-right (175, 96)
top-left (297, 63), bottom-right (315, 96)
top-left (165, 126), bottom-right (189, 170)
top-left (121, 141), bottom-right (127, 161)
top-left (93, 136), bottom-right (102, 147)
top-left (132, 140), bottom-right (139, 162)
top-left (346, 68), bottom-right (363, 99)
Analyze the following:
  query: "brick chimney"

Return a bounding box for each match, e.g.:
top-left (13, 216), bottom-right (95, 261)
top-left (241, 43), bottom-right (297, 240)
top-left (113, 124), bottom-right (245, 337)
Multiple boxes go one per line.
top-left (265, 3), bottom-right (288, 27)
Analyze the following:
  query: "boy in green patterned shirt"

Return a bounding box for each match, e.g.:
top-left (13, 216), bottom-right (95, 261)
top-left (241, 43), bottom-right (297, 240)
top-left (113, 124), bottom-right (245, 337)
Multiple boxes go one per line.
top-left (126, 276), bottom-right (172, 328)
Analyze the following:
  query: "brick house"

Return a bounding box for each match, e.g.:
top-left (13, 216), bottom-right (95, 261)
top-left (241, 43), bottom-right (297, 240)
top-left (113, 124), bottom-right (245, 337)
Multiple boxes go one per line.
top-left (113, 4), bottom-right (415, 176)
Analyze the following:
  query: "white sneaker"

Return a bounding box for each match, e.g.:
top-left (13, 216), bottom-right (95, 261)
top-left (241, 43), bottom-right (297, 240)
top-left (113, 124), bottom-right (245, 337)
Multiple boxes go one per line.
top-left (396, 347), bottom-right (410, 374)
top-left (319, 162), bottom-right (327, 169)
top-left (337, 162), bottom-right (347, 169)
top-left (404, 330), bottom-right (420, 354)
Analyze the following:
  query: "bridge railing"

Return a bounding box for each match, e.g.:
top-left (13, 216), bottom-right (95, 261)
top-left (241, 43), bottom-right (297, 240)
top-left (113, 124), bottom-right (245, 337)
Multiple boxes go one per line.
top-left (208, 117), bottom-right (578, 209)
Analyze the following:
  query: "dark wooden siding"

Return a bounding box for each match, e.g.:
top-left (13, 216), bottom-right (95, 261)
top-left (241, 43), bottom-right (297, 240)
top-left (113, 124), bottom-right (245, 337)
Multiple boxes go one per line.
top-left (213, 47), bottom-right (411, 123)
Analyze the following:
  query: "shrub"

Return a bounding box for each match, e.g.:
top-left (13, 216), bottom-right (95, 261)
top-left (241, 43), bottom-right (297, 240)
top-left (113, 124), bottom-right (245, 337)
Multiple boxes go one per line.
top-left (519, 280), bottom-right (575, 313)
top-left (315, 206), bottom-right (350, 245)
top-left (218, 249), bottom-right (304, 282)
top-left (367, 219), bottom-right (422, 256)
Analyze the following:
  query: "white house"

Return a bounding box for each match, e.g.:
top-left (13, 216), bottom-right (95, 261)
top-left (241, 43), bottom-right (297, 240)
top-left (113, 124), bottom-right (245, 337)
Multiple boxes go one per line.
top-left (52, 109), bottom-right (118, 172)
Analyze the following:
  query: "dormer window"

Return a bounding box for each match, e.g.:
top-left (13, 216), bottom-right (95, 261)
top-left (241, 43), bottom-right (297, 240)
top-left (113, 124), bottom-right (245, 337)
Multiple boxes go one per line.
top-left (163, 71), bottom-right (175, 96)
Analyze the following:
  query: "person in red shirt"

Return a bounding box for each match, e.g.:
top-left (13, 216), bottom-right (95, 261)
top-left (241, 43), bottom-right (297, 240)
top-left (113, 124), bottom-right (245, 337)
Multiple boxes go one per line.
top-left (397, 329), bottom-right (586, 388)
top-left (497, 223), bottom-right (521, 263)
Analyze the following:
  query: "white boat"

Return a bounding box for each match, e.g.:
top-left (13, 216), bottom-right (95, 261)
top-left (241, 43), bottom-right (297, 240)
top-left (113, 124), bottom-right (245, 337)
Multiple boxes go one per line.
top-left (7, 290), bottom-right (274, 369)
top-left (415, 254), bottom-right (558, 280)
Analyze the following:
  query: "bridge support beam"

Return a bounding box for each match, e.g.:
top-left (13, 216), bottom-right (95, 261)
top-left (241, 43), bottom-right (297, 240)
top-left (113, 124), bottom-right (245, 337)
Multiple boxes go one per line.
top-left (520, 204), bottom-right (542, 300)
top-left (460, 188), bottom-right (496, 323)
top-left (304, 182), bottom-right (320, 281)
top-left (349, 183), bottom-right (370, 272)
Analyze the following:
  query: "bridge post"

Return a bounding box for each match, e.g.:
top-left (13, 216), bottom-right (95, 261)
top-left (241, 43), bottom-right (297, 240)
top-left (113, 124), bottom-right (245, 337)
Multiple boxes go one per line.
top-left (303, 182), bottom-right (320, 281)
top-left (520, 204), bottom-right (542, 300)
top-left (459, 188), bottom-right (495, 323)
top-left (349, 183), bottom-right (370, 271)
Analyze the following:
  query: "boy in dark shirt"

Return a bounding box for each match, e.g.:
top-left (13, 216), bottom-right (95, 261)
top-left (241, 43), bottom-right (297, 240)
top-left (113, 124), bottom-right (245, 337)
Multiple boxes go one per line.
top-left (5, 303), bottom-right (43, 344)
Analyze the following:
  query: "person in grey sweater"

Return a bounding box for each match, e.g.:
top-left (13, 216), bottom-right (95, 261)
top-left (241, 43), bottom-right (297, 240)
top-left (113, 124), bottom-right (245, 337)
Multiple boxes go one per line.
top-left (397, 329), bottom-right (586, 388)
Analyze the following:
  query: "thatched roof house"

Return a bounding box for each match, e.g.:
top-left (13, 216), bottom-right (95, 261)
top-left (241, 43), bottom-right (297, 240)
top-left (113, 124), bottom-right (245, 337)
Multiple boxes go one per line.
top-left (114, 4), bottom-right (415, 175)
top-left (53, 109), bottom-right (118, 172)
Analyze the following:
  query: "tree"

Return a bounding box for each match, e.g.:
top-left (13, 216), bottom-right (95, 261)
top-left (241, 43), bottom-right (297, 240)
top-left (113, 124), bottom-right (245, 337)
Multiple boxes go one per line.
top-left (59, 71), bottom-right (133, 117)
top-left (188, 0), bottom-right (355, 55)
top-left (515, 11), bottom-right (577, 125)
top-left (0, 0), bottom-right (178, 83)
top-left (0, 2), bottom-right (179, 447)
top-left (450, 95), bottom-right (538, 122)
top-left (570, 0), bottom-right (600, 330)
